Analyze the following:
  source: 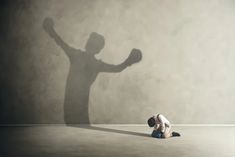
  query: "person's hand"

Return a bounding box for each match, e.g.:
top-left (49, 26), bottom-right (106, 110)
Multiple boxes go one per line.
top-left (125, 48), bottom-right (142, 66)
top-left (43, 17), bottom-right (54, 33)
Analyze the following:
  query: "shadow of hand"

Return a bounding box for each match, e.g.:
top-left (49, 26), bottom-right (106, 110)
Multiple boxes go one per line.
top-left (125, 48), bottom-right (142, 66)
top-left (43, 17), bottom-right (54, 33)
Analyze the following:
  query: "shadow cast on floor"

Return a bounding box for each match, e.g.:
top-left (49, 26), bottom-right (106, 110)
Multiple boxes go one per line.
top-left (68, 125), bottom-right (150, 138)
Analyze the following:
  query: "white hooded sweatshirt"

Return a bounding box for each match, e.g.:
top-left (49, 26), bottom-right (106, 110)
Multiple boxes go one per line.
top-left (153, 114), bottom-right (171, 133)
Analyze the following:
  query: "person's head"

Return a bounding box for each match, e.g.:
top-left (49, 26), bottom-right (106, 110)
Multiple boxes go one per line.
top-left (85, 32), bottom-right (105, 55)
top-left (147, 116), bottom-right (155, 127)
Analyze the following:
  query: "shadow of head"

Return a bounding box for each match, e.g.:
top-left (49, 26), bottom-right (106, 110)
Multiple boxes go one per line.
top-left (85, 32), bottom-right (105, 55)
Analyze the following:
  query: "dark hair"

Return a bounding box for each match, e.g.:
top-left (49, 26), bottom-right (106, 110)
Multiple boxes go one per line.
top-left (147, 117), bottom-right (155, 127)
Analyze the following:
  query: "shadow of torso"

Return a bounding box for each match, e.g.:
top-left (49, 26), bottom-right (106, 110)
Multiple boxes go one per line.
top-left (64, 50), bottom-right (102, 124)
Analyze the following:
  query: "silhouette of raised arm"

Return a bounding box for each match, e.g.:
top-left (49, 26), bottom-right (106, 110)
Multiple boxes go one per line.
top-left (100, 61), bottom-right (129, 73)
top-left (43, 17), bottom-right (75, 57)
top-left (100, 48), bottom-right (142, 72)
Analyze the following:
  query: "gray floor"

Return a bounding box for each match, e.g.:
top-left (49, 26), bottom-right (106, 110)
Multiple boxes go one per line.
top-left (1, 125), bottom-right (235, 157)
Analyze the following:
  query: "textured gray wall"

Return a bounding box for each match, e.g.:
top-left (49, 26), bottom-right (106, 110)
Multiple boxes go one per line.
top-left (1, 0), bottom-right (235, 124)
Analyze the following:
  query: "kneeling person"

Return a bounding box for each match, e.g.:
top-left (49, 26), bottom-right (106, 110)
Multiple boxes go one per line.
top-left (147, 114), bottom-right (180, 138)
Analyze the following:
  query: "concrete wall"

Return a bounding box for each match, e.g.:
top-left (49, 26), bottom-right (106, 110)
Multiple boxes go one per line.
top-left (1, 0), bottom-right (235, 124)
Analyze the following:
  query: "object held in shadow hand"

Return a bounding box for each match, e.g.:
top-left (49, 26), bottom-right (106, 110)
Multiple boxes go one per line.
top-left (43, 17), bottom-right (54, 33)
top-left (125, 48), bottom-right (142, 66)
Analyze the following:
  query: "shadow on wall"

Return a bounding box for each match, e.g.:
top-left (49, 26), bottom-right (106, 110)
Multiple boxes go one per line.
top-left (43, 17), bottom-right (142, 124)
